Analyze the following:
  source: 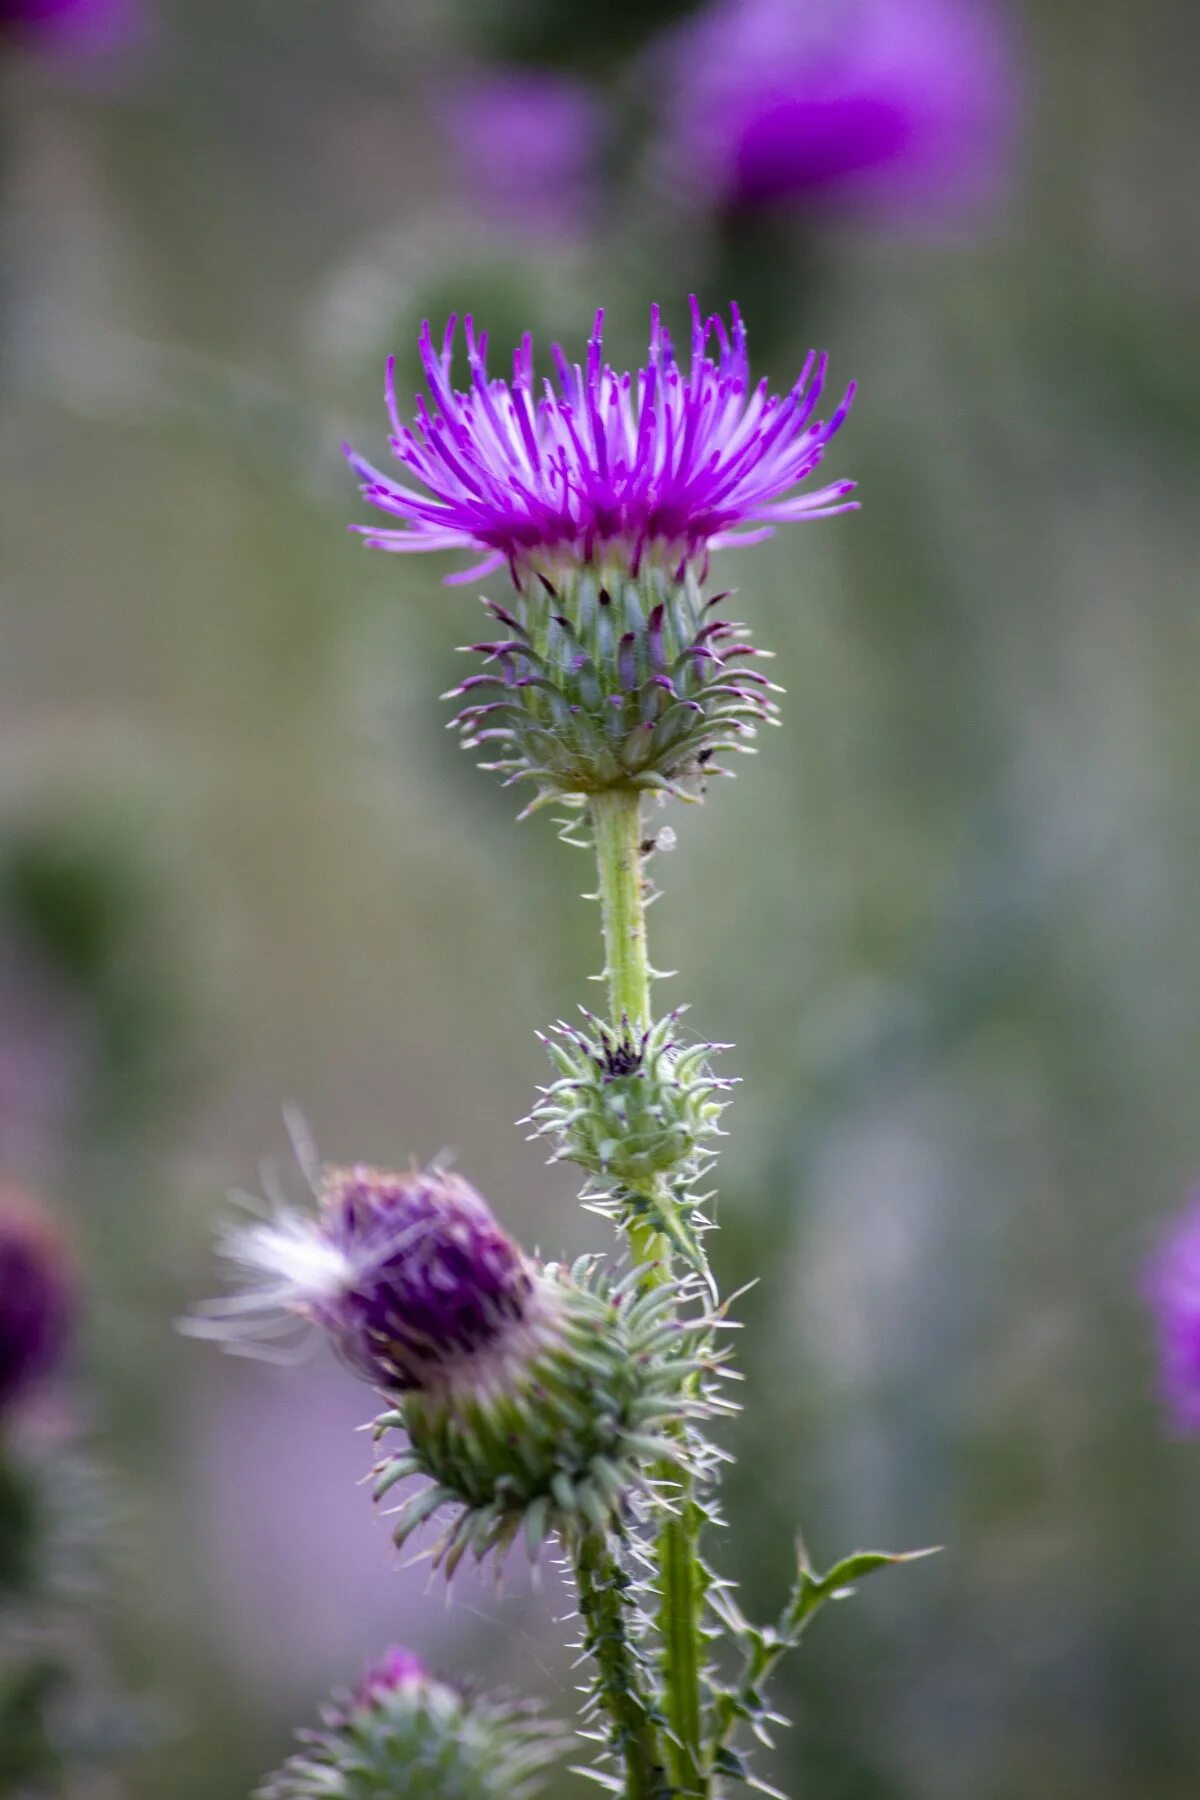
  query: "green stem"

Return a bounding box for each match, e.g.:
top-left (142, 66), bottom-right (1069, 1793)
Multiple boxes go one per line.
top-left (574, 1530), bottom-right (669, 1800)
top-left (590, 786), bottom-right (652, 1031)
top-left (590, 787), bottom-right (659, 1271)
top-left (589, 786), bottom-right (708, 1799)
top-left (658, 1498), bottom-right (707, 1797)
top-left (709, 1636), bottom-right (787, 1776)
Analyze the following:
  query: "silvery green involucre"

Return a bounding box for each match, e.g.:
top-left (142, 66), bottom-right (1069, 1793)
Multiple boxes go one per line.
top-left (190, 300), bottom-right (929, 1799)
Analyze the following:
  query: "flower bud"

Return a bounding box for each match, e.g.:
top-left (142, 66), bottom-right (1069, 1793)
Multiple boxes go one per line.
top-left (375, 1255), bottom-right (720, 1570)
top-left (0, 1190), bottom-right (73, 1419)
top-left (257, 1645), bottom-right (562, 1800)
top-left (527, 1009), bottom-right (733, 1186)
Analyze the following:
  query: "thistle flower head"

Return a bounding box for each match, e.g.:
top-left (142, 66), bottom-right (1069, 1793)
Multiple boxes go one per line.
top-left (186, 1162), bottom-right (534, 1394)
top-left (0, 1190), bottom-right (73, 1418)
top-left (258, 1646), bottom-right (562, 1800)
top-left (346, 298), bottom-right (855, 588)
top-left (188, 1156), bottom-right (728, 1564)
top-left (1143, 1195), bottom-right (1200, 1435)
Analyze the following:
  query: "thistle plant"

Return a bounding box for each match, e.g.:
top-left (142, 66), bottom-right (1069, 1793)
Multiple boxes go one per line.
top-left (192, 299), bottom-right (930, 1799)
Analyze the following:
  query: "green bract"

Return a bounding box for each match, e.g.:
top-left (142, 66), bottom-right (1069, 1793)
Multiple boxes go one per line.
top-left (528, 1010), bottom-right (733, 1188)
top-left (257, 1669), bottom-right (561, 1800)
top-left (445, 567), bottom-right (780, 815)
top-left (371, 1258), bottom-right (722, 1572)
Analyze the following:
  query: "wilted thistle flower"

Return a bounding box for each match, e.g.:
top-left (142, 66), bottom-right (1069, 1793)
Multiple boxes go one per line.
top-left (257, 1645), bottom-right (562, 1800)
top-left (0, 1190), bottom-right (73, 1420)
top-left (1, 0), bottom-right (142, 61)
top-left (654, 0), bottom-right (1020, 231)
top-left (347, 300), bottom-right (854, 807)
top-left (186, 1163), bottom-right (535, 1392)
top-left (188, 1160), bottom-right (722, 1564)
top-left (1143, 1196), bottom-right (1200, 1435)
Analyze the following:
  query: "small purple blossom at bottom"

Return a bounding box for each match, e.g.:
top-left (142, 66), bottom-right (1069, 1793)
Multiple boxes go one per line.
top-left (0, 1189), bottom-right (74, 1418)
top-left (185, 1162), bottom-right (535, 1395)
top-left (1142, 1196), bottom-right (1200, 1435)
top-left (355, 1647), bottom-right (430, 1711)
top-left (259, 1639), bottom-right (564, 1799)
top-left (653, 0), bottom-right (1022, 232)
top-left (438, 66), bottom-right (608, 244)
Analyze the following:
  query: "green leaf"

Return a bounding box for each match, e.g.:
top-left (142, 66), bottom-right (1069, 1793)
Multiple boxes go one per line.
top-left (783, 1543), bottom-right (940, 1641)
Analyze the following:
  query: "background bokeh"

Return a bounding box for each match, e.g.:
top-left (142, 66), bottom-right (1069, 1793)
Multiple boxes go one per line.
top-left (2, 1), bottom-right (1199, 1796)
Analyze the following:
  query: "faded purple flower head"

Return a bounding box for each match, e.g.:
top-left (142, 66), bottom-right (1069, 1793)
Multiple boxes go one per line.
top-left (1143, 1197), bottom-right (1200, 1435)
top-left (656, 0), bottom-right (1021, 230)
top-left (0, 1190), bottom-right (74, 1417)
top-left (355, 1647), bottom-right (431, 1710)
top-left (440, 66), bottom-right (608, 243)
top-left (2, 0), bottom-right (142, 60)
top-left (313, 1165), bottom-right (534, 1388)
top-left (346, 299), bottom-right (855, 586)
top-left (186, 1163), bottom-right (534, 1394)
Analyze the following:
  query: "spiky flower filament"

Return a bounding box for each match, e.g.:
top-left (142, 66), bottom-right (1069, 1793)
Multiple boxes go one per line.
top-left (346, 299), bottom-right (854, 588)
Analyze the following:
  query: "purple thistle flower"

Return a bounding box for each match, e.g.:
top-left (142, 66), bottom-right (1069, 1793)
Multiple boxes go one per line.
top-left (345, 298), bottom-right (856, 587)
top-left (186, 1162), bottom-right (535, 1394)
top-left (0, 1190), bottom-right (74, 1418)
top-left (439, 66), bottom-right (608, 244)
top-left (1143, 1196), bottom-right (1200, 1435)
top-left (354, 1647), bottom-right (431, 1710)
top-left (654, 0), bottom-right (1021, 231)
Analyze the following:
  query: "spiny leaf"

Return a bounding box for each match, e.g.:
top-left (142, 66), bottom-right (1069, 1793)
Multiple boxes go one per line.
top-left (783, 1544), bottom-right (941, 1640)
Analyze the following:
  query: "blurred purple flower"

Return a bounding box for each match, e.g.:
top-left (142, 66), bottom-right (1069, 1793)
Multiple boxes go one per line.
top-left (1, 0), bottom-right (142, 58)
top-left (0, 1190), bottom-right (74, 1418)
top-left (1143, 1197), bottom-right (1200, 1435)
top-left (656, 0), bottom-right (1021, 231)
top-left (439, 67), bottom-right (608, 242)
